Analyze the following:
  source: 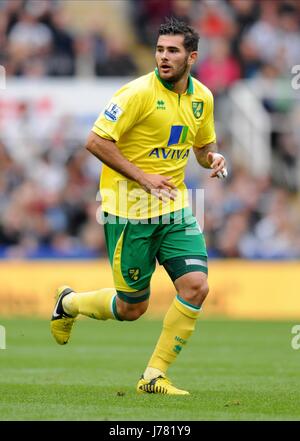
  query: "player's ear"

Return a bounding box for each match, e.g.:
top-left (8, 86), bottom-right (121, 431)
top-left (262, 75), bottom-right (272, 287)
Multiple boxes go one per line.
top-left (188, 51), bottom-right (198, 66)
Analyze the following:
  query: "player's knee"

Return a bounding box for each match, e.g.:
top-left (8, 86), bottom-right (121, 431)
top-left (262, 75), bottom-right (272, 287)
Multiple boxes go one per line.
top-left (122, 307), bottom-right (146, 321)
top-left (200, 280), bottom-right (209, 301)
top-left (117, 301), bottom-right (148, 321)
top-left (179, 275), bottom-right (209, 307)
top-left (189, 282), bottom-right (209, 305)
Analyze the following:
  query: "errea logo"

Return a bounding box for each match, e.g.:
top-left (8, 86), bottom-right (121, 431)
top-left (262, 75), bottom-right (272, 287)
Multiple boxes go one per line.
top-left (156, 100), bottom-right (166, 110)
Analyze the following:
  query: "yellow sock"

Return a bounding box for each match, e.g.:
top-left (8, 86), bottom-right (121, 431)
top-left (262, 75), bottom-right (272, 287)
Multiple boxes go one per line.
top-left (62, 288), bottom-right (121, 320)
top-left (145, 294), bottom-right (200, 376)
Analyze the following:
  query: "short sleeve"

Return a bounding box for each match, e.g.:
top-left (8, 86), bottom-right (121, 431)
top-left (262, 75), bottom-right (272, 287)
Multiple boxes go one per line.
top-left (92, 85), bottom-right (143, 142)
top-left (194, 90), bottom-right (217, 148)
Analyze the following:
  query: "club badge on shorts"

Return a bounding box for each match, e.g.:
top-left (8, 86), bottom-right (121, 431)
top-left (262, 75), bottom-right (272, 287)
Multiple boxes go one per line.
top-left (128, 268), bottom-right (141, 281)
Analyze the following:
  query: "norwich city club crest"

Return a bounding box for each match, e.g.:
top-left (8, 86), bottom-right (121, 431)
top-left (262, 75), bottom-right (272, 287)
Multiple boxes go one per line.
top-left (128, 268), bottom-right (141, 281)
top-left (192, 101), bottom-right (204, 119)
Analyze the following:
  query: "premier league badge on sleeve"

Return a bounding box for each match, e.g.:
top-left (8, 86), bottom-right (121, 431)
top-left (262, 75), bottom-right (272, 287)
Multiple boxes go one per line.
top-left (104, 103), bottom-right (123, 122)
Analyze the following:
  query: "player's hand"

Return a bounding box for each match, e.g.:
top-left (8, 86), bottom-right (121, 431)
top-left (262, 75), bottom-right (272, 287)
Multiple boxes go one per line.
top-left (139, 173), bottom-right (178, 201)
top-left (207, 152), bottom-right (228, 179)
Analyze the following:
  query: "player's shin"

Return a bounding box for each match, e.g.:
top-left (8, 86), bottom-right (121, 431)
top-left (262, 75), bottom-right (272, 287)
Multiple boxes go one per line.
top-left (62, 288), bottom-right (121, 320)
top-left (144, 294), bottom-right (200, 379)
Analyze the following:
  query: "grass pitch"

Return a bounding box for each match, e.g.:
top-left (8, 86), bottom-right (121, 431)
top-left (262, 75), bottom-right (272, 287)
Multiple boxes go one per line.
top-left (0, 317), bottom-right (299, 421)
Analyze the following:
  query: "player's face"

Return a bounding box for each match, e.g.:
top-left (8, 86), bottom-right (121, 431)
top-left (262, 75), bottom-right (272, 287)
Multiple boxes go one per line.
top-left (155, 35), bottom-right (197, 83)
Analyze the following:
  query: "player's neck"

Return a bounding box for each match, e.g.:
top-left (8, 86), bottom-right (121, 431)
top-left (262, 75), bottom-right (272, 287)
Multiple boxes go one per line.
top-left (155, 68), bottom-right (192, 95)
top-left (172, 74), bottom-right (190, 95)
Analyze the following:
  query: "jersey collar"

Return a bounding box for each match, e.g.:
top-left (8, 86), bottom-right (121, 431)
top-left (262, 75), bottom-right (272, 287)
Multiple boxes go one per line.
top-left (154, 68), bottom-right (194, 95)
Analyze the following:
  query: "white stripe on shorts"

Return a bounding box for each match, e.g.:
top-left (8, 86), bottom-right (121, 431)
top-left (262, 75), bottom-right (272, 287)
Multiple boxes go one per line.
top-left (185, 259), bottom-right (207, 267)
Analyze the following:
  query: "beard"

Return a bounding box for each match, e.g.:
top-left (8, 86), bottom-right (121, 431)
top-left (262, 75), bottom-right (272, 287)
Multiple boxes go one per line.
top-left (158, 56), bottom-right (190, 83)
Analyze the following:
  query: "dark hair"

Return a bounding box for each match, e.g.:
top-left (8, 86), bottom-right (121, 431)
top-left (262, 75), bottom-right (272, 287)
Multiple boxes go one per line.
top-left (158, 17), bottom-right (199, 52)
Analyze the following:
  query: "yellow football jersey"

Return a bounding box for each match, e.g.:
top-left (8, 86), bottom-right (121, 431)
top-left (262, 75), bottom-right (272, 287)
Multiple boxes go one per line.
top-left (92, 69), bottom-right (216, 219)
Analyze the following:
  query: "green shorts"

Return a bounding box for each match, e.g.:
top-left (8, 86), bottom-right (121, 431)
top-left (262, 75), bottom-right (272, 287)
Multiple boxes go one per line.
top-left (103, 208), bottom-right (208, 303)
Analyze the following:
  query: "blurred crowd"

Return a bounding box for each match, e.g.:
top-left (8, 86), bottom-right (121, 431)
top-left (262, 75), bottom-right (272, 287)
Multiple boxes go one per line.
top-left (202, 168), bottom-right (300, 259)
top-left (0, 0), bottom-right (139, 77)
top-left (0, 0), bottom-right (300, 259)
top-left (1, 0), bottom-right (299, 80)
top-left (1, 134), bottom-right (299, 260)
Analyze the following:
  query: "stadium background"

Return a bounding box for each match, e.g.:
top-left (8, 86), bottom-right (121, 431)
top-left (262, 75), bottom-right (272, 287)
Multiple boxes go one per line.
top-left (0, 0), bottom-right (299, 319)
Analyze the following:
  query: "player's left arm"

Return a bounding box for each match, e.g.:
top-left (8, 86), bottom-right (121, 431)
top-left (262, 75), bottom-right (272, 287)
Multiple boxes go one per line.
top-left (193, 89), bottom-right (227, 178)
top-left (193, 143), bottom-right (227, 178)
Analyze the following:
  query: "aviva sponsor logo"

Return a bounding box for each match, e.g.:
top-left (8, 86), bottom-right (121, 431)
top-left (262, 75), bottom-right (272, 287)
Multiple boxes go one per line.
top-left (167, 125), bottom-right (189, 146)
top-left (149, 147), bottom-right (189, 160)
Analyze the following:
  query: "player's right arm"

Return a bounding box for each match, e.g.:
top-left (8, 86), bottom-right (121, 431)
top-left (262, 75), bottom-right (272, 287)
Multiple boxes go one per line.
top-left (85, 131), bottom-right (177, 200)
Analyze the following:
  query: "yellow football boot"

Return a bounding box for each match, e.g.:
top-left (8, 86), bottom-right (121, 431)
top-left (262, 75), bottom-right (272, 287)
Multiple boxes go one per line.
top-left (50, 286), bottom-right (76, 345)
top-left (137, 375), bottom-right (190, 395)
